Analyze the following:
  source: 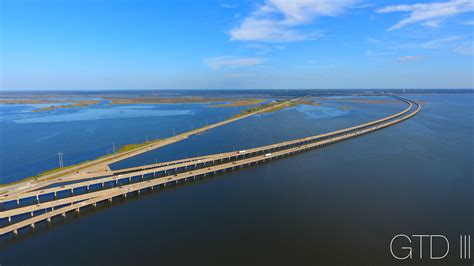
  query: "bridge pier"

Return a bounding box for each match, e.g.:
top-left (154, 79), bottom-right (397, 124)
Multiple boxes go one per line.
top-left (35, 195), bottom-right (39, 204)
top-left (8, 216), bottom-right (11, 223)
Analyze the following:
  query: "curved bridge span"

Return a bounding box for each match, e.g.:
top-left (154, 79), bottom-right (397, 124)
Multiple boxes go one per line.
top-left (0, 96), bottom-right (421, 237)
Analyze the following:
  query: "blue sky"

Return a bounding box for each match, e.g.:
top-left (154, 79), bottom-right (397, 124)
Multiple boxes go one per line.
top-left (1, 0), bottom-right (473, 90)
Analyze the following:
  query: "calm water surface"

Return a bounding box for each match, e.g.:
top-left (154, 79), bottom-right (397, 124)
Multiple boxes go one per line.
top-left (0, 94), bottom-right (472, 266)
top-left (0, 101), bottom-right (248, 183)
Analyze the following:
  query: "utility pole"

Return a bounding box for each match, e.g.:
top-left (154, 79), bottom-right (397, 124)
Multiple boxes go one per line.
top-left (57, 152), bottom-right (64, 168)
top-left (173, 128), bottom-right (175, 136)
top-left (112, 142), bottom-right (116, 153)
top-left (146, 135), bottom-right (148, 142)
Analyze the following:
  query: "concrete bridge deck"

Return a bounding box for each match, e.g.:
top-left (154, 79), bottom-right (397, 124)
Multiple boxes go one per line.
top-left (0, 96), bottom-right (421, 236)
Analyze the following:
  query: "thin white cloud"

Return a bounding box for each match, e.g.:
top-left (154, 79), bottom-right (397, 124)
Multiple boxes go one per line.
top-left (454, 43), bottom-right (474, 55)
top-left (398, 55), bottom-right (424, 62)
top-left (421, 36), bottom-right (464, 48)
top-left (204, 56), bottom-right (265, 69)
top-left (229, 0), bottom-right (357, 42)
top-left (377, 0), bottom-right (474, 31)
top-left (463, 19), bottom-right (474, 25)
top-left (243, 43), bottom-right (286, 54)
top-left (366, 49), bottom-right (392, 56)
top-left (220, 3), bottom-right (238, 9)
top-left (422, 19), bottom-right (442, 27)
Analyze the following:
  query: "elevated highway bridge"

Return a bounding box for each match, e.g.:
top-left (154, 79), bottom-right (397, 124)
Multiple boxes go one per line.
top-left (0, 95), bottom-right (421, 237)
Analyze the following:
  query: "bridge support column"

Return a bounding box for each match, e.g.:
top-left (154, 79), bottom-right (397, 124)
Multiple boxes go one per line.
top-left (62, 213), bottom-right (66, 218)
top-left (86, 185), bottom-right (90, 192)
top-left (8, 216), bottom-right (11, 223)
top-left (47, 217), bottom-right (51, 223)
top-left (16, 199), bottom-right (20, 205)
top-left (13, 229), bottom-right (18, 236)
top-left (30, 212), bottom-right (33, 217)
top-left (141, 175), bottom-right (144, 181)
top-left (35, 195), bottom-right (39, 204)
top-left (54, 191), bottom-right (57, 199)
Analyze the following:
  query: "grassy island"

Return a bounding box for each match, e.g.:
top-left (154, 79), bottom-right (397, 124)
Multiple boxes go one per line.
top-left (32, 100), bottom-right (100, 112)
